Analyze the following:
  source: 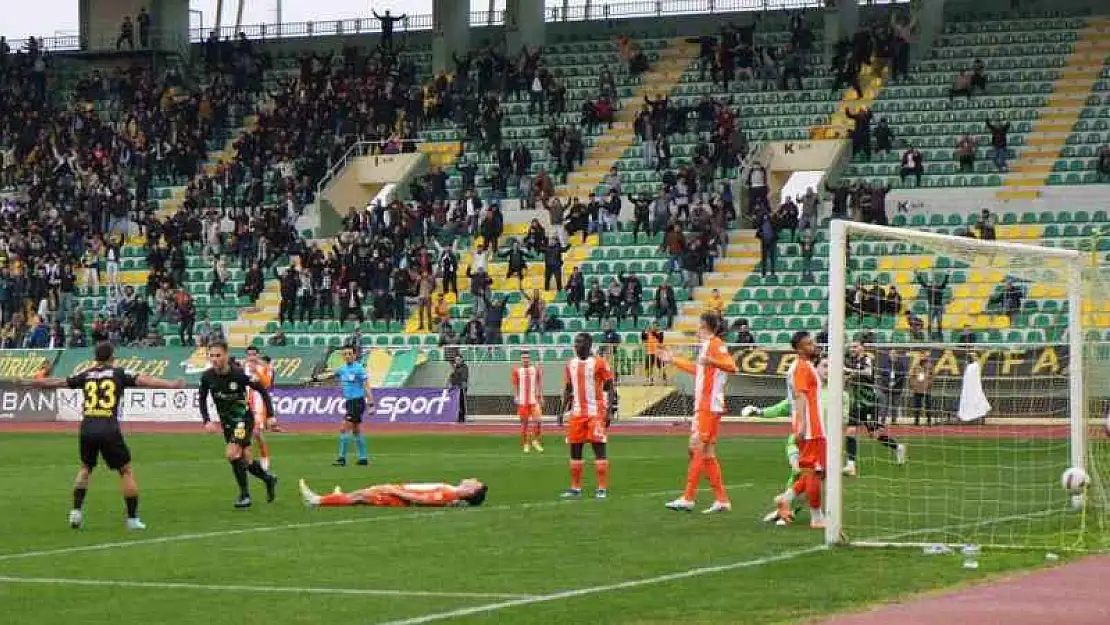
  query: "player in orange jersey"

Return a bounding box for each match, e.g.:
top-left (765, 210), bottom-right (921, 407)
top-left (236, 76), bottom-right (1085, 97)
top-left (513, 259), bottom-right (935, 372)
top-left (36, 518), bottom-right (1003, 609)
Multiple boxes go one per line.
top-left (299, 478), bottom-right (488, 508)
top-left (511, 352), bottom-right (545, 453)
top-left (244, 347), bottom-right (274, 470)
top-left (659, 312), bottom-right (739, 514)
top-left (559, 333), bottom-right (617, 499)
top-left (774, 330), bottom-right (827, 528)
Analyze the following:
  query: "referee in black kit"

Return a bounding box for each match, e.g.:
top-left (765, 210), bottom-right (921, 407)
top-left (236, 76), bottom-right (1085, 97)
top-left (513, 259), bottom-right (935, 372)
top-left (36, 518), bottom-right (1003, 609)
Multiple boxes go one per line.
top-left (24, 342), bottom-right (184, 531)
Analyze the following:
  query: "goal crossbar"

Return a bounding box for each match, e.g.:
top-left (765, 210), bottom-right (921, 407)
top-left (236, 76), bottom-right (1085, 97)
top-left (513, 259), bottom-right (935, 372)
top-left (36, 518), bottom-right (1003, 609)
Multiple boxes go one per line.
top-left (824, 219), bottom-right (1086, 547)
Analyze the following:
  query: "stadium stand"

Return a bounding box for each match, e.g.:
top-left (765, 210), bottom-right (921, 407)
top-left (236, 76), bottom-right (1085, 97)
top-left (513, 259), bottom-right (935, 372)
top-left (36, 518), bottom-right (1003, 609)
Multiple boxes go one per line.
top-left (1, 3), bottom-right (1107, 360)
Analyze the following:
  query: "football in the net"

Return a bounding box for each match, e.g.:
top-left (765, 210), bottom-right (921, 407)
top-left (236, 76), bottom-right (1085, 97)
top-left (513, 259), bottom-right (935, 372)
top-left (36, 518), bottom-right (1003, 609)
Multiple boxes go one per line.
top-left (1061, 467), bottom-right (1089, 495)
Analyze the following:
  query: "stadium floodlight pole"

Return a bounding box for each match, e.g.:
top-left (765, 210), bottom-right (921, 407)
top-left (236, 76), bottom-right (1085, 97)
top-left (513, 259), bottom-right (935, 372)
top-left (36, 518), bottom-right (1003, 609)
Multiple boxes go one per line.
top-left (824, 219), bottom-right (1086, 547)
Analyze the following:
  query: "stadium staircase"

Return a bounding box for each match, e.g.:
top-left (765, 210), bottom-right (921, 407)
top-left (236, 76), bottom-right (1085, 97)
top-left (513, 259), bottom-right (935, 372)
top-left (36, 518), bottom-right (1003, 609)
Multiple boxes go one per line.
top-left (840, 11), bottom-right (1109, 190)
top-left (557, 37), bottom-right (700, 199)
top-left (811, 58), bottom-right (887, 140)
top-left (672, 233), bottom-right (760, 334)
top-left (997, 16), bottom-right (1110, 200)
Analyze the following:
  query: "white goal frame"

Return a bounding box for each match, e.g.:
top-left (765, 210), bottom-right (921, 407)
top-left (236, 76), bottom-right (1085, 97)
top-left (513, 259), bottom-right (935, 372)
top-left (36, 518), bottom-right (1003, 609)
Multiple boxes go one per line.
top-left (824, 219), bottom-right (1087, 547)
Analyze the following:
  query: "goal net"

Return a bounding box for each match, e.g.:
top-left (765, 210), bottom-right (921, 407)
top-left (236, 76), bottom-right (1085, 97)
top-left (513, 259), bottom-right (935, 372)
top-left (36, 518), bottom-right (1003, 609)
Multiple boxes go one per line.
top-left (824, 219), bottom-right (1109, 552)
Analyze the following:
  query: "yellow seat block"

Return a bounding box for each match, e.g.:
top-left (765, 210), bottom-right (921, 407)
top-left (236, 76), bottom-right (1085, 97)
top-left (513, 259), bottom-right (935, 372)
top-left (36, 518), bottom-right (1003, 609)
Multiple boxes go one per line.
top-left (878, 257), bottom-right (896, 271)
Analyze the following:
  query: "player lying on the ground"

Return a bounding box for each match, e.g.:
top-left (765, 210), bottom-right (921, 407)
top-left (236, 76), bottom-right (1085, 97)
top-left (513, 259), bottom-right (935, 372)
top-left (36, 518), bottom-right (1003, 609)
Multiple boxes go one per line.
top-left (299, 478), bottom-right (488, 508)
top-left (743, 355), bottom-right (847, 523)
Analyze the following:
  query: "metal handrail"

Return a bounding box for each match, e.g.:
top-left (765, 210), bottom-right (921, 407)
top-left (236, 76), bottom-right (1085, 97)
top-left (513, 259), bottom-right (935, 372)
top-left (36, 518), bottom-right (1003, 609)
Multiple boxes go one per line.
top-left (316, 139), bottom-right (426, 199)
top-left (8, 0), bottom-right (866, 52)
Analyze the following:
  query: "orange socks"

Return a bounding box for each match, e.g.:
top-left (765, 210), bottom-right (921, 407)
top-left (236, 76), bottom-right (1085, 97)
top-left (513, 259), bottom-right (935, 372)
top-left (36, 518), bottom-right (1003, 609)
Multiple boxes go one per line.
top-left (520, 422), bottom-right (529, 447)
top-left (682, 451), bottom-right (704, 501)
top-left (703, 456), bottom-right (728, 504)
top-left (806, 472), bottom-right (823, 509)
top-left (318, 493), bottom-right (356, 506)
top-left (532, 419), bottom-right (542, 438)
top-left (569, 459), bottom-right (584, 490)
top-left (595, 460), bottom-right (609, 490)
top-left (792, 471), bottom-right (810, 498)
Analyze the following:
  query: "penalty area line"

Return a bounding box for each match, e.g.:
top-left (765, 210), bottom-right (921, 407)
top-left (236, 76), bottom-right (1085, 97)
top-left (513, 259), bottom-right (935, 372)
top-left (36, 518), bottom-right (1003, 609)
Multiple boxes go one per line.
top-left (0, 576), bottom-right (534, 600)
top-left (371, 545), bottom-right (830, 625)
top-left (0, 484), bottom-right (751, 562)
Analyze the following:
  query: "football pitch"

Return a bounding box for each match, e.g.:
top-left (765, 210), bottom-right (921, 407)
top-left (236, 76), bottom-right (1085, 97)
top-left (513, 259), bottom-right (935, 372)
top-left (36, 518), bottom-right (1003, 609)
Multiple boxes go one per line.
top-left (0, 432), bottom-right (1073, 625)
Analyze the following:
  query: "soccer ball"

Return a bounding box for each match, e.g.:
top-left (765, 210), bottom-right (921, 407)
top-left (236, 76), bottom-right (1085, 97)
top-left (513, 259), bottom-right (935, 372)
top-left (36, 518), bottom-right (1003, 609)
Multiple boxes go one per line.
top-left (1061, 467), bottom-right (1089, 495)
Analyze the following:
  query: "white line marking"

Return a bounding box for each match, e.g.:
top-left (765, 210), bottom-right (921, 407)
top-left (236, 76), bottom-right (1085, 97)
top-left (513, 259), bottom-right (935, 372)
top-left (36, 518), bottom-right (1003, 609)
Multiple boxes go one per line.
top-left (0, 576), bottom-right (533, 600)
top-left (372, 507), bottom-right (1070, 624)
top-left (0, 484), bottom-right (751, 562)
top-left (371, 545), bottom-right (830, 625)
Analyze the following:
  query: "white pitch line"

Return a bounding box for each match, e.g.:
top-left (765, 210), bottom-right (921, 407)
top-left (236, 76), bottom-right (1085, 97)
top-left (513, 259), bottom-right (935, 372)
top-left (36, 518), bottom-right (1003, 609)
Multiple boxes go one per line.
top-left (0, 484), bottom-right (751, 562)
top-left (371, 545), bottom-right (831, 625)
top-left (370, 507), bottom-right (1070, 624)
top-left (0, 576), bottom-right (534, 600)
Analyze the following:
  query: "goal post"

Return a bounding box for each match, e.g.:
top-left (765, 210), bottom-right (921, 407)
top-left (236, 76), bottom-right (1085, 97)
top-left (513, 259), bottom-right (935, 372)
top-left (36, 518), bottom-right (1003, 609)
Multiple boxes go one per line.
top-left (824, 219), bottom-right (1101, 550)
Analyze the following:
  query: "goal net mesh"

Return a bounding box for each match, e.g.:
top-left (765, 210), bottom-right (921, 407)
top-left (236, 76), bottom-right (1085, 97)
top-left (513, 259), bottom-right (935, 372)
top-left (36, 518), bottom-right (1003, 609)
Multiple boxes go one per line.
top-left (828, 222), bottom-right (1109, 551)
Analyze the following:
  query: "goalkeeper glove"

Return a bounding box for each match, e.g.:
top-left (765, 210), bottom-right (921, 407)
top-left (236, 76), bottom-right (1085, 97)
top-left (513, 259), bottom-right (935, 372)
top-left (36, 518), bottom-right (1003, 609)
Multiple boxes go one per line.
top-left (741, 405), bottom-right (763, 417)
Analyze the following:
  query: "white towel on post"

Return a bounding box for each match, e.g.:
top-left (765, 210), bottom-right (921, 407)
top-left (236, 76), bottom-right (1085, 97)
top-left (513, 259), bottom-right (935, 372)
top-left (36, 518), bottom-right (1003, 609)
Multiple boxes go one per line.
top-left (958, 361), bottom-right (991, 422)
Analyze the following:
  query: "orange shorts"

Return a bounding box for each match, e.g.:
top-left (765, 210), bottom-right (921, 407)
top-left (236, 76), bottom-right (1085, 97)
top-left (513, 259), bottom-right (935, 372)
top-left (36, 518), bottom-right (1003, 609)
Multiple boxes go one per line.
top-left (689, 411), bottom-right (723, 445)
top-left (517, 404), bottom-right (541, 419)
top-left (566, 417), bottom-right (607, 445)
top-left (798, 438), bottom-right (827, 472)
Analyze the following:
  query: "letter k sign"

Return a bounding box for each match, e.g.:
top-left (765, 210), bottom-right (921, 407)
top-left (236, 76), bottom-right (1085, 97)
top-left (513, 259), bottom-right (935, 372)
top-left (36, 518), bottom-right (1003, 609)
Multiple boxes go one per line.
top-left (784, 143), bottom-right (796, 154)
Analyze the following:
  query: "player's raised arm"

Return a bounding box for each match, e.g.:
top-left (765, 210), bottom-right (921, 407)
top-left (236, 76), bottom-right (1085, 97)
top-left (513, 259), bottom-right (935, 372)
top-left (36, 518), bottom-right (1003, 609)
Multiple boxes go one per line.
top-left (135, 375), bottom-right (185, 389)
top-left (21, 377), bottom-right (69, 388)
top-left (658, 347), bottom-right (697, 375)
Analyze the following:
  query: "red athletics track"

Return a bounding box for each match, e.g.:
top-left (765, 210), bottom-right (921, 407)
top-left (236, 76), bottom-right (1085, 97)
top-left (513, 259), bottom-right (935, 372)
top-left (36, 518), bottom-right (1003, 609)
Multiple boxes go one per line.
top-left (0, 421), bottom-right (1072, 438)
top-left (814, 556), bottom-right (1110, 625)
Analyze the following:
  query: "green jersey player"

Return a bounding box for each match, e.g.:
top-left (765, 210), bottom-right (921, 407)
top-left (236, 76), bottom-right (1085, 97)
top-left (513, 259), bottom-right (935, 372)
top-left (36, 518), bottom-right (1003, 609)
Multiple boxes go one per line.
top-left (199, 341), bottom-right (279, 508)
top-left (845, 339), bottom-right (906, 475)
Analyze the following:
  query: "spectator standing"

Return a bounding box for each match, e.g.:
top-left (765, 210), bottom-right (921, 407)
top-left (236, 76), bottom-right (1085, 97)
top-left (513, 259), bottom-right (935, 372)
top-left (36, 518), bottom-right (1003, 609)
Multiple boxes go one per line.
top-left (448, 354), bottom-right (469, 423)
top-left (908, 356), bottom-right (933, 426)
top-left (986, 116), bottom-right (1010, 172)
top-left (915, 272), bottom-right (949, 338)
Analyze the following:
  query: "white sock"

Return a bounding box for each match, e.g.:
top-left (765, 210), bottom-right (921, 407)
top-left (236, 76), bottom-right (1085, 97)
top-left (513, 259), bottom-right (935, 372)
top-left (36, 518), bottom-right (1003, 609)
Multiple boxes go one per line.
top-left (810, 507), bottom-right (824, 522)
top-left (780, 489), bottom-right (796, 503)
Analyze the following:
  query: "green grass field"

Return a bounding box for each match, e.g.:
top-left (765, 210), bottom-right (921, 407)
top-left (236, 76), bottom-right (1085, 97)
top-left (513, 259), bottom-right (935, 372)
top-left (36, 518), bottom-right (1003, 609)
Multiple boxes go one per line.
top-left (0, 432), bottom-right (1089, 625)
